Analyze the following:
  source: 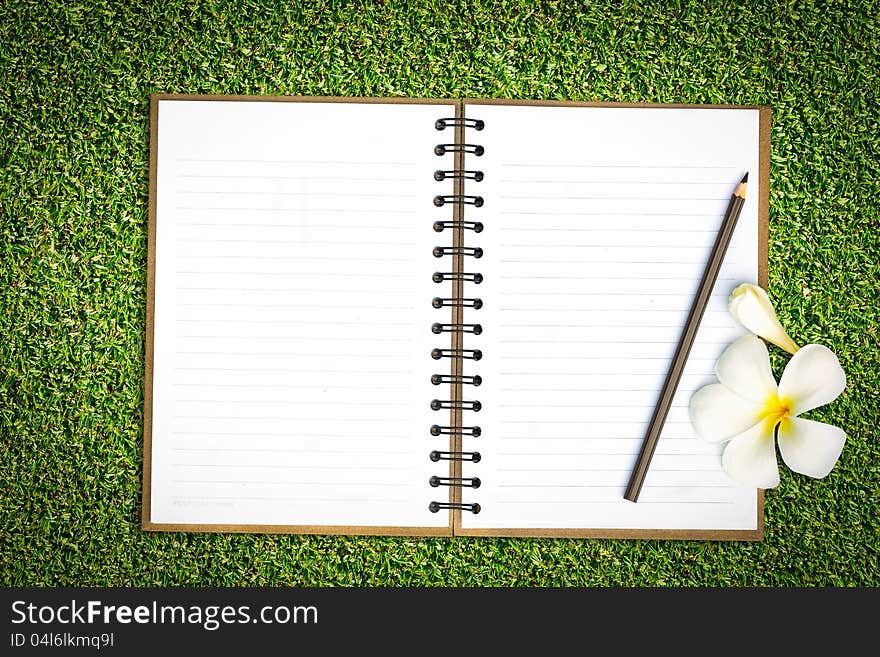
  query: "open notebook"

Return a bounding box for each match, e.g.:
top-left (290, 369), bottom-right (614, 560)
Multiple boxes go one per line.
top-left (143, 95), bottom-right (769, 539)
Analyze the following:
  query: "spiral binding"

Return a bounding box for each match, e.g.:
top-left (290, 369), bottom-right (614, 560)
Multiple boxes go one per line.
top-left (434, 170), bottom-right (484, 182)
top-left (432, 297), bottom-right (483, 309)
top-left (430, 450), bottom-right (482, 463)
top-left (431, 374), bottom-right (482, 386)
top-left (429, 501), bottom-right (481, 514)
top-left (434, 143), bottom-right (484, 156)
top-left (430, 476), bottom-right (481, 488)
top-left (433, 194), bottom-right (484, 207)
top-left (433, 246), bottom-right (483, 258)
top-left (430, 399), bottom-right (482, 411)
top-left (434, 117), bottom-right (485, 131)
top-left (432, 220), bottom-right (483, 233)
top-left (431, 348), bottom-right (482, 360)
top-left (430, 113), bottom-right (484, 516)
top-left (432, 272), bottom-right (483, 284)
top-left (430, 425), bottom-right (482, 437)
top-left (431, 322), bottom-right (482, 335)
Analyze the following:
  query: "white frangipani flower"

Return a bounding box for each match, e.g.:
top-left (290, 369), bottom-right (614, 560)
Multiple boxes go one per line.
top-left (728, 283), bottom-right (800, 355)
top-left (689, 335), bottom-right (846, 488)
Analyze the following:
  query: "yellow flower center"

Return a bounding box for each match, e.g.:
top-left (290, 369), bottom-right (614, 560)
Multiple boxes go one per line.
top-left (761, 394), bottom-right (793, 429)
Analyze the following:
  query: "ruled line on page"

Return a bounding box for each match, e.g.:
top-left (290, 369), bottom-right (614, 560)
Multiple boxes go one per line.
top-left (180, 173), bottom-right (410, 182)
top-left (172, 438), bottom-right (412, 445)
top-left (494, 500), bottom-right (736, 506)
top-left (171, 383), bottom-right (411, 390)
top-left (499, 227), bottom-right (720, 233)
top-left (174, 351), bottom-right (409, 359)
top-left (174, 398), bottom-right (409, 406)
top-left (170, 496), bottom-right (408, 504)
top-left (171, 452), bottom-right (411, 465)
top-left (491, 462), bottom-right (718, 470)
top-left (173, 366), bottom-right (413, 374)
top-left (497, 402), bottom-right (689, 408)
top-left (171, 431), bottom-right (410, 438)
top-left (176, 157), bottom-right (414, 166)
top-left (495, 438), bottom-right (704, 444)
top-left (499, 211), bottom-right (721, 216)
top-left (497, 419), bottom-right (693, 424)
top-left (499, 163), bottom-right (739, 169)
top-left (496, 387), bottom-right (700, 393)
top-left (175, 302), bottom-right (416, 311)
top-left (175, 238), bottom-right (417, 246)
top-left (174, 206), bottom-right (413, 214)
top-left (174, 479), bottom-right (410, 488)
top-left (175, 271), bottom-right (404, 279)
top-left (500, 312), bottom-right (730, 322)
top-left (503, 195), bottom-right (729, 201)
top-left (499, 275), bottom-right (738, 281)
top-left (498, 419), bottom-right (691, 426)
top-left (497, 356), bottom-right (717, 362)
top-left (168, 447), bottom-right (401, 455)
top-left (176, 254), bottom-right (418, 262)
top-left (177, 222), bottom-right (418, 230)
top-left (176, 190), bottom-right (414, 198)
top-left (495, 327), bottom-right (723, 333)
top-left (175, 286), bottom-right (410, 293)
top-left (172, 415), bottom-right (411, 422)
top-left (493, 373), bottom-right (712, 380)
top-left (497, 292), bottom-right (732, 299)
top-left (497, 339), bottom-right (730, 344)
top-left (175, 318), bottom-right (408, 326)
top-left (498, 179), bottom-right (737, 185)
top-left (498, 243), bottom-right (737, 249)
top-left (173, 336), bottom-right (410, 343)
top-left (496, 483), bottom-right (732, 489)
top-left (497, 306), bottom-right (728, 313)
top-left (499, 259), bottom-right (739, 265)
top-left (170, 496), bottom-right (406, 504)
top-left (498, 456), bottom-right (724, 466)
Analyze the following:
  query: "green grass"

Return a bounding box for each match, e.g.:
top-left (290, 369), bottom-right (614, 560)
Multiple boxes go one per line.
top-left (1, 0), bottom-right (878, 586)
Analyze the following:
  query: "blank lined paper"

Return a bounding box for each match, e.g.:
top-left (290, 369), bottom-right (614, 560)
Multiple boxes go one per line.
top-left (460, 104), bottom-right (760, 531)
top-left (149, 100), bottom-right (452, 528)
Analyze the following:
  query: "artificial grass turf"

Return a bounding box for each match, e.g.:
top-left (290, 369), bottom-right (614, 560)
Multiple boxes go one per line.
top-left (1, 0), bottom-right (878, 586)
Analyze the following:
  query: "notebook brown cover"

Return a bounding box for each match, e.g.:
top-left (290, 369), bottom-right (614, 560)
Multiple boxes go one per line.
top-left (142, 95), bottom-right (769, 539)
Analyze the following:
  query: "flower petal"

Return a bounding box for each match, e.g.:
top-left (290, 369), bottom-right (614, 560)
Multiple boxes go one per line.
top-left (721, 419), bottom-right (780, 488)
top-left (689, 383), bottom-right (763, 443)
top-left (714, 334), bottom-right (778, 403)
top-left (777, 344), bottom-right (846, 416)
top-left (728, 283), bottom-right (800, 354)
top-left (777, 417), bottom-right (846, 479)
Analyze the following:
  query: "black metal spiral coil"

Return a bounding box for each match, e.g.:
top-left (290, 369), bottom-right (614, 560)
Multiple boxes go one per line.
top-left (430, 115), bottom-right (484, 516)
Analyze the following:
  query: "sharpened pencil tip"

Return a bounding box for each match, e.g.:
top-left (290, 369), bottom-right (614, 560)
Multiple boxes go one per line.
top-left (734, 173), bottom-right (748, 199)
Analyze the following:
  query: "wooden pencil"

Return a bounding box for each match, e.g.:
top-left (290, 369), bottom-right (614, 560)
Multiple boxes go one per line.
top-left (624, 172), bottom-right (749, 503)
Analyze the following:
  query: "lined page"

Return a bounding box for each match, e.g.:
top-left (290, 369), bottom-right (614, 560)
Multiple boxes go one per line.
top-left (149, 100), bottom-right (452, 528)
top-left (460, 104), bottom-right (760, 531)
